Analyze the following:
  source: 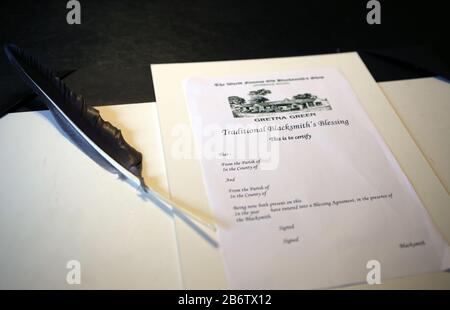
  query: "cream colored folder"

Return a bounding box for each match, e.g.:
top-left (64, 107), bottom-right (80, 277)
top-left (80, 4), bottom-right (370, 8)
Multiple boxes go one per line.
top-left (151, 53), bottom-right (450, 289)
top-left (0, 103), bottom-right (182, 289)
top-left (379, 77), bottom-right (450, 196)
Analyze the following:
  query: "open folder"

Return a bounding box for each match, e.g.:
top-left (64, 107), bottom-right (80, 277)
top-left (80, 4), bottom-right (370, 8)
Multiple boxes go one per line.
top-left (151, 52), bottom-right (450, 289)
top-left (0, 52), bottom-right (449, 289)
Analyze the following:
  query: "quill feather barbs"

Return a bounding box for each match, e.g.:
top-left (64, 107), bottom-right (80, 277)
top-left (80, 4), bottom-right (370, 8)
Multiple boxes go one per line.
top-left (4, 44), bottom-right (217, 230)
top-left (4, 44), bottom-right (146, 188)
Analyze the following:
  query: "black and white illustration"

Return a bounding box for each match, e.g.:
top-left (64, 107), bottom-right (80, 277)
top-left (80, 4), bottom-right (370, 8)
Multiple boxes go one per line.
top-left (228, 88), bottom-right (331, 118)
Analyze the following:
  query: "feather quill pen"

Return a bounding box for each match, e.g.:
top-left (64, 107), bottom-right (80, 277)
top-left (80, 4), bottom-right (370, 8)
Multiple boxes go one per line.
top-left (4, 44), bottom-right (217, 230)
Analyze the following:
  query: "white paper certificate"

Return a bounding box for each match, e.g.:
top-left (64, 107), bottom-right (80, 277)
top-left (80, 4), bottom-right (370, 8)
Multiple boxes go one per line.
top-left (183, 69), bottom-right (450, 289)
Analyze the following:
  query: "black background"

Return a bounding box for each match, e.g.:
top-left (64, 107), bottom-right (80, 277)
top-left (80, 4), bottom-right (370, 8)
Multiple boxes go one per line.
top-left (1, 0), bottom-right (449, 110)
top-left (2, 290), bottom-right (450, 306)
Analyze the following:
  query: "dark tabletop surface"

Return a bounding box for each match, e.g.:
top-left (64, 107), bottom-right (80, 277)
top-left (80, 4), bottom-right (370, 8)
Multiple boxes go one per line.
top-left (1, 0), bottom-right (448, 112)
